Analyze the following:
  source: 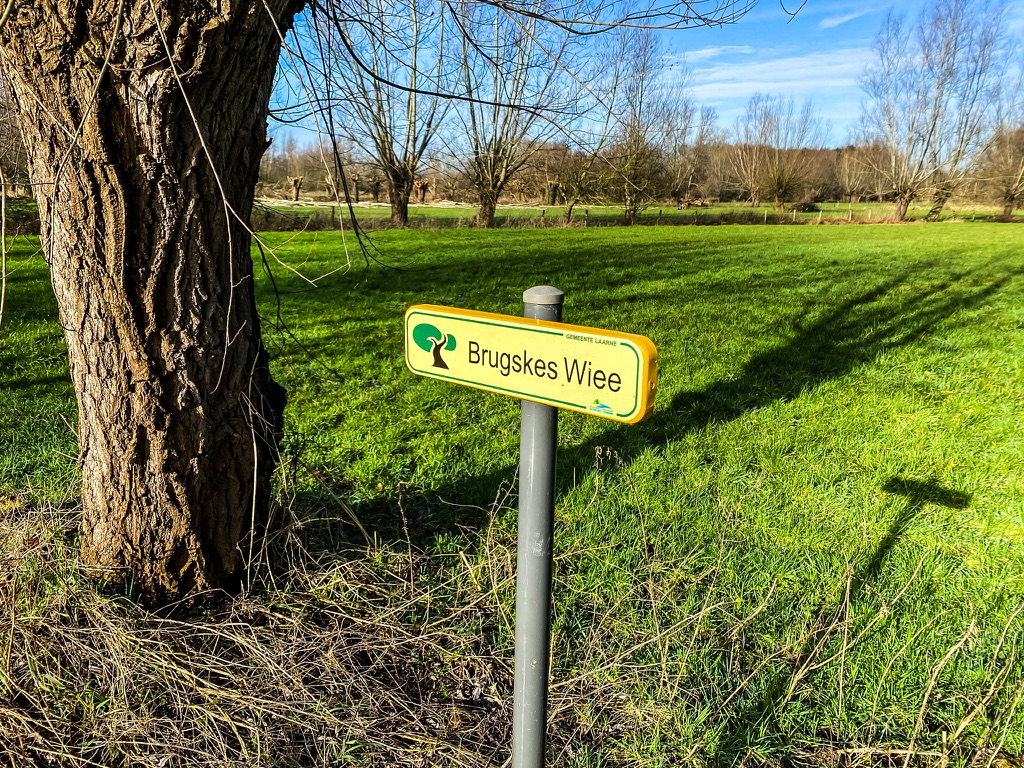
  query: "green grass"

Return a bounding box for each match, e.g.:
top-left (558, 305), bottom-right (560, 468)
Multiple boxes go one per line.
top-left (2, 223), bottom-right (1023, 766)
top-left (260, 223), bottom-right (1024, 762)
top-left (255, 199), bottom-right (1010, 230)
top-left (0, 236), bottom-right (77, 501)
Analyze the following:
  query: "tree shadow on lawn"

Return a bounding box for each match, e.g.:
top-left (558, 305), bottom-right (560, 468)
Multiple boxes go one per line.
top-left (258, 228), bottom-right (803, 325)
top-left (0, 375), bottom-right (72, 392)
top-left (710, 475), bottom-right (973, 767)
top-left (291, 257), bottom-right (1013, 555)
top-left (274, 256), bottom-right (1011, 763)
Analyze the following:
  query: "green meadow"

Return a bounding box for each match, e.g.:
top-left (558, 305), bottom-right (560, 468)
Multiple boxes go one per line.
top-left (253, 199), bottom-right (1009, 230)
top-left (1, 224), bottom-right (1022, 766)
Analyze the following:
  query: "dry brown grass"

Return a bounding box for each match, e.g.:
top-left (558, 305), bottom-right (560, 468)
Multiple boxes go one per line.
top-left (0, 490), bottom-right (638, 767)
top-left (1, 482), bottom-right (1021, 767)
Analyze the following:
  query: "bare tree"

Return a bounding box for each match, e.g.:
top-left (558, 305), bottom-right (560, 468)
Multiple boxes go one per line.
top-left (731, 93), bottom-right (823, 210)
top-left (977, 125), bottom-right (1024, 217)
top-left (665, 105), bottom-right (717, 207)
top-left (260, 134), bottom-right (297, 195)
top-left (450, 0), bottom-right (581, 227)
top-left (0, 0), bottom-right (761, 602)
top-left (859, 0), bottom-right (1008, 221)
top-left (969, 58), bottom-right (1024, 218)
top-left (833, 145), bottom-right (873, 203)
top-left (730, 96), bottom-right (768, 207)
top-left (547, 32), bottom-right (632, 225)
top-left (260, 136), bottom-right (348, 199)
top-left (0, 83), bottom-right (26, 197)
top-left (975, 75), bottom-right (1024, 219)
top-left (309, 0), bottom-right (451, 226)
top-left (607, 28), bottom-right (681, 224)
top-left (694, 138), bottom-right (732, 202)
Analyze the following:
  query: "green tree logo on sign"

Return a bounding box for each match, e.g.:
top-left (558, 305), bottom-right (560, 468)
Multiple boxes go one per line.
top-left (412, 323), bottom-right (457, 370)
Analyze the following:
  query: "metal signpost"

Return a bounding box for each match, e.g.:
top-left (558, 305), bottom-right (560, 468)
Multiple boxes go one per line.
top-left (513, 286), bottom-right (562, 768)
top-left (404, 287), bottom-right (658, 768)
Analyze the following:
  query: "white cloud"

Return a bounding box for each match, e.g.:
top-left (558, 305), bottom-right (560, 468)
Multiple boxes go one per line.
top-left (1005, 4), bottom-right (1024, 32)
top-left (820, 11), bottom-right (868, 29)
top-left (680, 45), bottom-right (756, 63)
top-left (685, 47), bottom-right (875, 142)
top-left (690, 47), bottom-right (873, 100)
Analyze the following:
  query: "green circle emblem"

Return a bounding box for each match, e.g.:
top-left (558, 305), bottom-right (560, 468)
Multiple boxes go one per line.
top-left (412, 323), bottom-right (456, 352)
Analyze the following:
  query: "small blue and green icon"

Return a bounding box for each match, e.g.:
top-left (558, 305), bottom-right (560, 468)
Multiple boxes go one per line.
top-left (412, 323), bottom-right (457, 369)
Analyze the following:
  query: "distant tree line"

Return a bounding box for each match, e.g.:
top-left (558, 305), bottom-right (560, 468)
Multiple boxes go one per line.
top-left (0, 0), bottom-right (1017, 225)
top-left (256, 0), bottom-right (1023, 226)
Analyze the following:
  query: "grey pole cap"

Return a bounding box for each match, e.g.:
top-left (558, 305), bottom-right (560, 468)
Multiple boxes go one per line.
top-left (523, 285), bottom-right (564, 305)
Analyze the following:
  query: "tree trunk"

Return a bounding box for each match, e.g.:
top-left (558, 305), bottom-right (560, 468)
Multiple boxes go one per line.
top-left (623, 189), bottom-right (638, 226)
top-left (893, 195), bottom-right (912, 221)
top-left (924, 189), bottom-right (951, 222)
top-left (389, 179), bottom-right (412, 228)
top-left (476, 191), bottom-right (498, 228)
top-left (430, 336), bottom-right (450, 369)
top-left (562, 200), bottom-right (577, 226)
top-left (1002, 199), bottom-right (1016, 220)
top-left (0, 0), bottom-right (298, 601)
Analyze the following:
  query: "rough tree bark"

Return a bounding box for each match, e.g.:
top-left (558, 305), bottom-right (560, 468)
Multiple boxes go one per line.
top-left (0, 0), bottom-right (299, 601)
top-left (476, 190), bottom-right (499, 228)
top-left (925, 187), bottom-right (952, 222)
top-left (415, 178), bottom-right (430, 204)
top-left (562, 200), bottom-right (577, 226)
top-left (387, 168), bottom-right (414, 227)
top-left (894, 194), bottom-right (913, 222)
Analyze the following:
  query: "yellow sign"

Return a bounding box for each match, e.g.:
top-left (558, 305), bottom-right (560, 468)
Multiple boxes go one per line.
top-left (404, 305), bottom-right (658, 423)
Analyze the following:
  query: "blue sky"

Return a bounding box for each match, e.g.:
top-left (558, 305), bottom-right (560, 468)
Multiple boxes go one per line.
top-left (662, 0), bottom-right (1024, 146)
top-left (278, 1), bottom-right (1024, 149)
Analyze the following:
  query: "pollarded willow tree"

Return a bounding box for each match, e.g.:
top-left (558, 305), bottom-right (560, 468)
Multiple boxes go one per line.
top-left (450, 0), bottom-right (579, 228)
top-left (0, 0), bottom-right (300, 601)
top-left (976, 71), bottom-right (1024, 219)
top-left (0, 0), bottom-right (760, 602)
top-left (859, 0), bottom-right (1008, 221)
top-left (608, 28), bottom-right (675, 225)
top-left (731, 92), bottom-right (823, 210)
top-left (305, 0), bottom-right (453, 226)
top-left (665, 104), bottom-right (717, 207)
top-left (977, 124), bottom-right (1024, 219)
top-left (546, 30), bottom-right (634, 226)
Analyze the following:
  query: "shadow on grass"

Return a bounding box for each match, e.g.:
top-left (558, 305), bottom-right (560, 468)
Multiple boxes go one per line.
top-left (265, 254), bottom-right (1014, 765)
top-left (1, 375), bottom-right (72, 392)
top-left (863, 476), bottom-right (971, 589)
top-left (278, 254), bottom-right (1013, 561)
top-left (710, 475), bottom-right (973, 766)
top-left (6, 242), bottom-right (1013, 768)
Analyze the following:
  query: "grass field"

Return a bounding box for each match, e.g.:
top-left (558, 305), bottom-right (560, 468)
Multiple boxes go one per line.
top-left (253, 199), bottom-right (1011, 230)
top-left (1, 224), bottom-right (1023, 766)
top-left (0, 196), bottom-right (1007, 236)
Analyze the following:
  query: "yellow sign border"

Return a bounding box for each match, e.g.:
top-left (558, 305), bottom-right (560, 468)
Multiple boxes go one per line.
top-left (404, 304), bottom-right (658, 423)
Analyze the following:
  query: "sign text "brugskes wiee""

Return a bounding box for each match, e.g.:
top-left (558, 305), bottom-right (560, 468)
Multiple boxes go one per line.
top-left (404, 305), bottom-right (657, 423)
